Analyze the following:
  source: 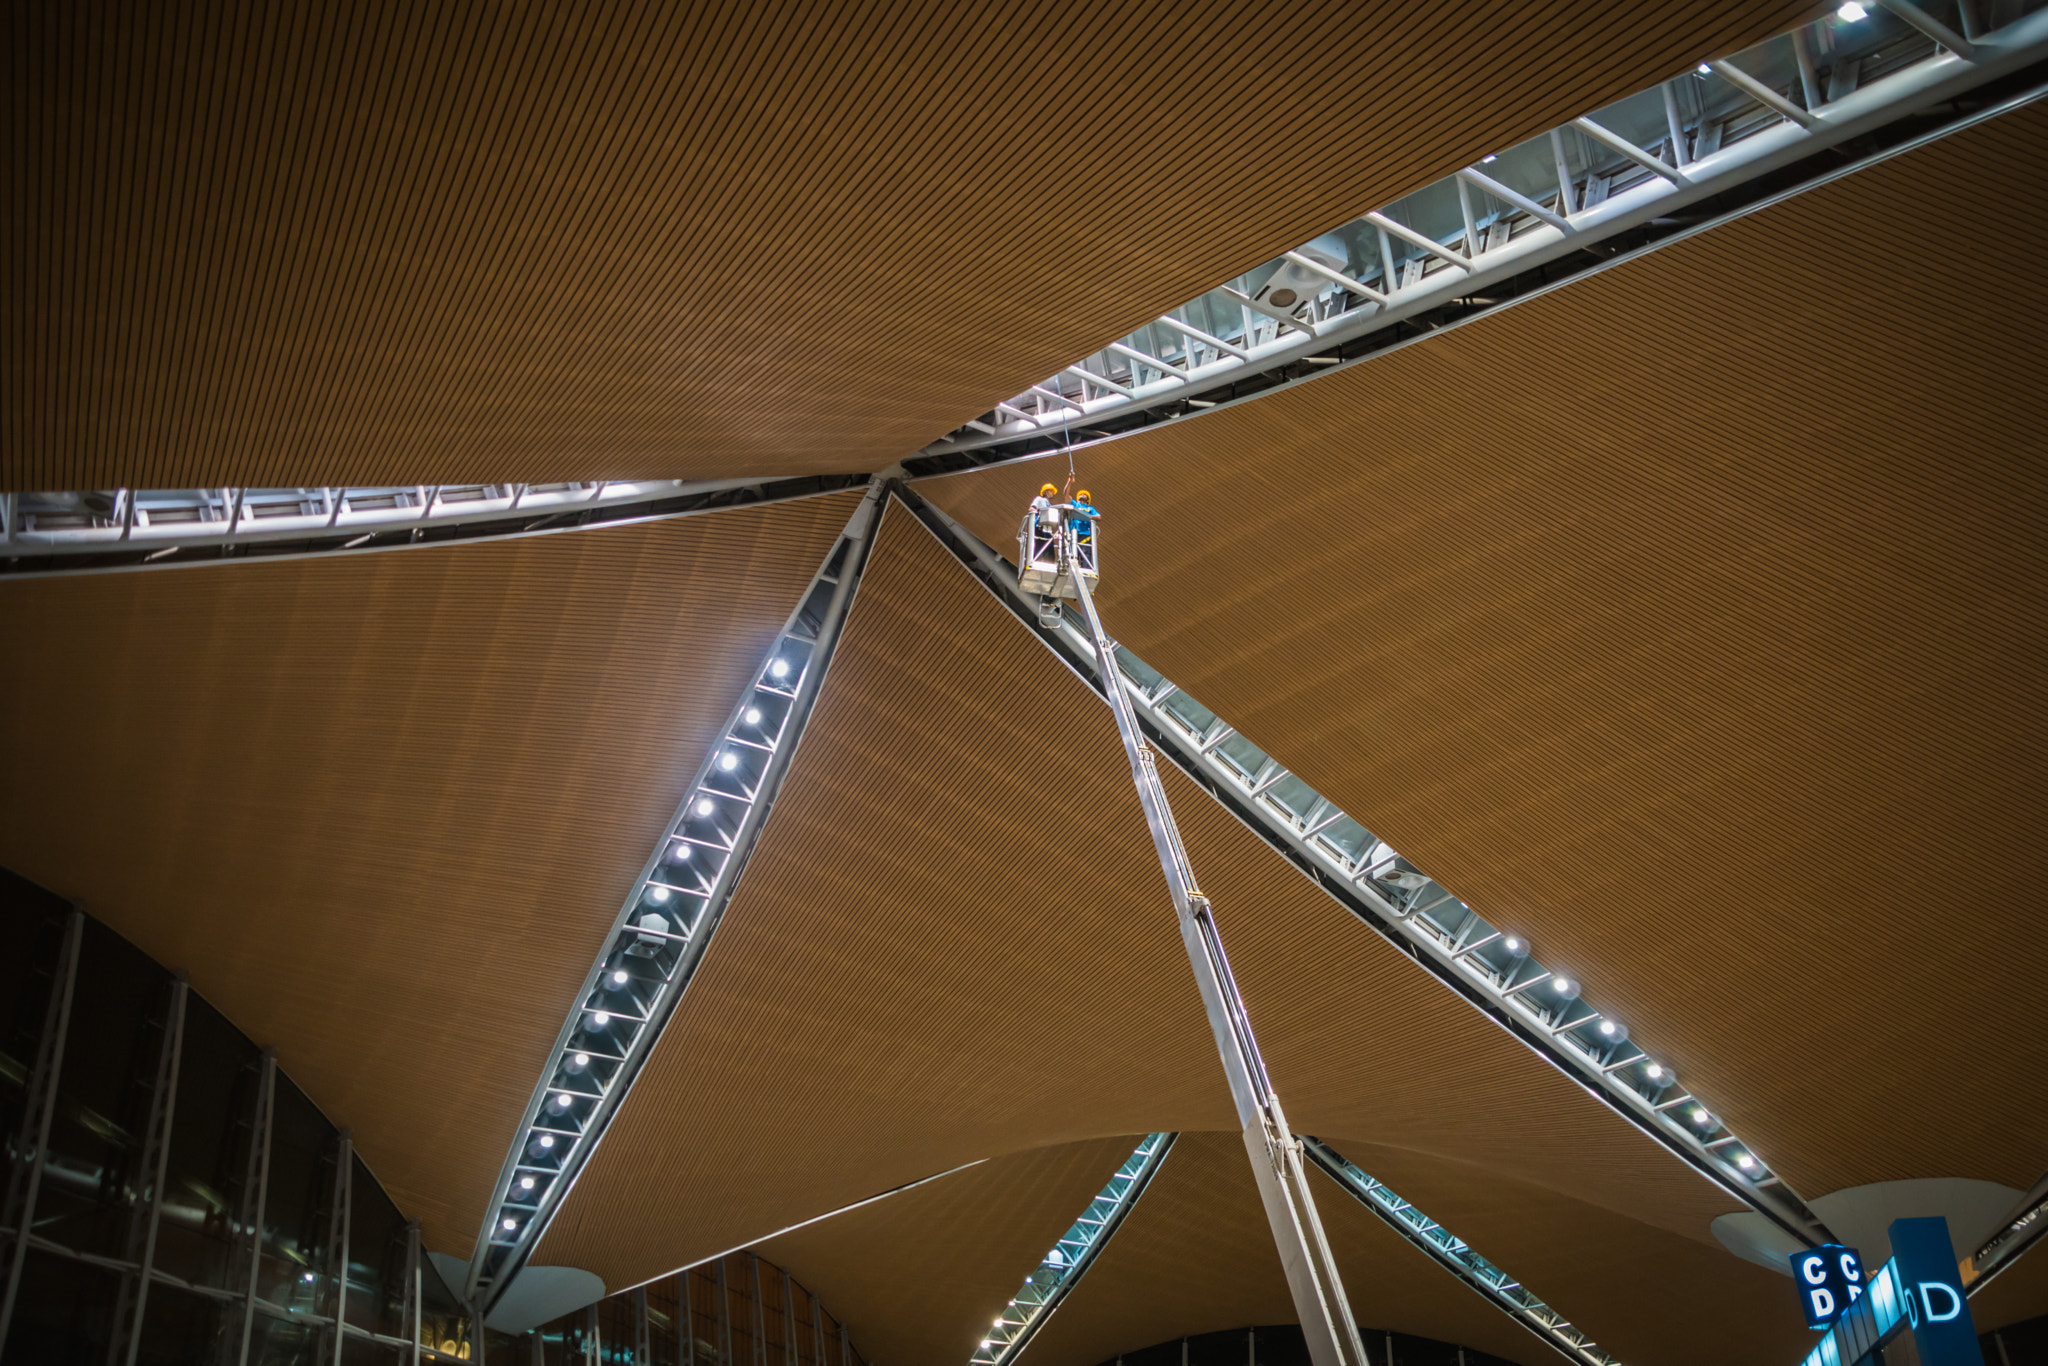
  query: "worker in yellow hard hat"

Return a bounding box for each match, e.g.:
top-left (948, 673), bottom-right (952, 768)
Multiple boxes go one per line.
top-left (1070, 488), bottom-right (1098, 550)
top-left (1027, 483), bottom-right (1060, 561)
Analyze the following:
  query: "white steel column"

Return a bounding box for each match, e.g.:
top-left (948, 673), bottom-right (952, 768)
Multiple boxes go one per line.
top-left (1064, 540), bottom-right (1368, 1366)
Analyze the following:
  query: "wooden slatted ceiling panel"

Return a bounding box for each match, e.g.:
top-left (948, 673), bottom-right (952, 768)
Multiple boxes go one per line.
top-left (0, 491), bottom-right (858, 1252)
top-left (921, 102), bottom-right (2048, 1203)
top-left (1017, 1130), bottom-right (1558, 1366)
top-left (756, 1136), bottom-right (1144, 1366)
top-left (536, 500), bottom-right (1241, 1283)
top-left (3, 0), bottom-right (1818, 492)
top-left (542, 503), bottom-right (1803, 1361)
top-left (1320, 1135), bottom-right (1810, 1366)
top-left (1969, 1247), bottom-right (2048, 1335)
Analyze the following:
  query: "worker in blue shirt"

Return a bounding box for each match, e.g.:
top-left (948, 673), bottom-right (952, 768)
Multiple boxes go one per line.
top-left (1070, 489), bottom-right (1097, 543)
top-left (1069, 489), bottom-right (1098, 571)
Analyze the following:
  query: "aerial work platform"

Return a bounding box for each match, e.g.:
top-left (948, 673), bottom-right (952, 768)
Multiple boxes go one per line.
top-left (1025, 515), bottom-right (1371, 1366)
top-left (1017, 498), bottom-right (1098, 602)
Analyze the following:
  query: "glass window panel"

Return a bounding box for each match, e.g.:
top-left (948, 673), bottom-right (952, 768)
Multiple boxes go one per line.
top-left (1213, 733), bottom-right (1270, 780)
top-left (342, 1334), bottom-right (401, 1366)
top-left (0, 877), bottom-right (67, 1198)
top-left (248, 1315), bottom-right (314, 1364)
top-left (421, 1246), bottom-right (474, 1360)
top-left (1265, 774), bottom-right (1319, 820)
top-left (135, 1280), bottom-right (229, 1365)
top-left (346, 1154), bottom-right (410, 1338)
top-left (256, 1073), bottom-right (338, 1308)
top-left (155, 994), bottom-right (260, 1290)
top-left (38, 919), bottom-right (170, 1259)
top-left (7, 1246), bottom-right (121, 1359)
top-left (1316, 815), bottom-right (1376, 863)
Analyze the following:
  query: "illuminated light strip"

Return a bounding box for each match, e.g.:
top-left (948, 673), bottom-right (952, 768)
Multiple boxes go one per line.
top-left (967, 1134), bottom-right (1174, 1366)
top-left (465, 481), bottom-right (888, 1312)
top-left (0, 476), bottom-right (869, 573)
top-left (903, 490), bottom-right (1834, 1250)
top-left (1301, 1138), bottom-right (1624, 1366)
top-left (910, 5), bottom-right (2048, 469)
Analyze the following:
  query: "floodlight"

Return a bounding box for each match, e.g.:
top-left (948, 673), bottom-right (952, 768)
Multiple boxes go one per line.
top-left (1691, 1107), bottom-right (1712, 1126)
top-left (519, 1175), bottom-right (536, 1191)
top-left (552, 1093), bottom-right (573, 1111)
top-left (591, 1011), bottom-right (612, 1027)
top-left (719, 752), bottom-right (739, 771)
top-left (1502, 936), bottom-right (1528, 959)
top-left (502, 1217), bottom-right (518, 1232)
top-left (696, 798), bottom-right (715, 816)
top-left (670, 843), bottom-right (690, 862)
top-left (648, 885), bottom-right (670, 904)
top-left (1737, 1153), bottom-right (1757, 1170)
top-left (1838, 2), bottom-right (1867, 19)
top-left (1551, 977), bottom-right (1579, 999)
top-left (611, 968), bottom-right (630, 987)
top-left (1644, 1062), bottom-right (1665, 1080)
top-left (744, 707), bottom-right (762, 724)
top-left (565, 1052), bottom-right (589, 1074)
top-left (770, 659), bottom-right (790, 678)
top-left (629, 911), bottom-right (671, 958)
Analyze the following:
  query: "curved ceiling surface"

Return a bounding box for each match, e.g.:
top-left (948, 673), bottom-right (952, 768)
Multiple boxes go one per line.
top-left (757, 1136), bottom-right (1145, 1366)
top-left (541, 502), bottom-right (1826, 1360)
top-left (922, 101), bottom-right (2048, 1205)
top-left (0, 491), bottom-right (859, 1251)
top-left (1019, 1130), bottom-right (1556, 1366)
top-left (6, 0), bottom-right (1816, 491)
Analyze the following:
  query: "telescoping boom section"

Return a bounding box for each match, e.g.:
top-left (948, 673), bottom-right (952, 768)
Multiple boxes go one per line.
top-left (1041, 521), bottom-right (1372, 1366)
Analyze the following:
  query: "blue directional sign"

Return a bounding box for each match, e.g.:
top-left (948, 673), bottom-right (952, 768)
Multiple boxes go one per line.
top-left (1890, 1217), bottom-right (1984, 1366)
top-left (1793, 1218), bottom-right (1984, 1366)
top-left (1789, 1244), bottom-right (1865, 1329)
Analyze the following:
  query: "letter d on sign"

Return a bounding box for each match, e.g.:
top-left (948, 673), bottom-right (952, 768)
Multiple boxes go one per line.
top-left (1919, 1282), bottom-right (1963, 1323)
top-left (1808, 1288), bottom-right (1835, 1320)
top-left (1888, 1217), bottom-right (1984, 1366)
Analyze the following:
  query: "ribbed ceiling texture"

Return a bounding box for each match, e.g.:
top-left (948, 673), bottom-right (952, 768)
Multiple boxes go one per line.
top-left (541, 505), bottom-right (1809, 1363)
top-left (757, 1136), bottom-right (1144, 1366)
top-left (1021, 1131), bottom-right (1552, 1366)
top-left (923, 102), bottom-right (2048, 1208)
top-left (0, 492), bottom-right (858, 1251)
top-left (4, 0), bottom-right (1816, 491)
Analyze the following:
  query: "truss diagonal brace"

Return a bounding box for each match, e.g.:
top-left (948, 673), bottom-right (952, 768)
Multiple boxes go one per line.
top-left (466, 480), bottom-right (889, 1312)
top-left (1062, 540), bottom-right (1369, 1366)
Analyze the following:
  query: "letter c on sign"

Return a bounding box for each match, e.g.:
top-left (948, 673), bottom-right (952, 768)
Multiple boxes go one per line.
top-left (1809, 1288), bottom-right (1835, 1319)
top-left (1918, 1282), bottom-right (1962, 1322)
top-left (1801, 1255), bottom-right (1827, 1285)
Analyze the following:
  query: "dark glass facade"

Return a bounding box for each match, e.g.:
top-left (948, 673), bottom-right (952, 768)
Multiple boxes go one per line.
top-left (0, 871), bottom-right (862, 1366)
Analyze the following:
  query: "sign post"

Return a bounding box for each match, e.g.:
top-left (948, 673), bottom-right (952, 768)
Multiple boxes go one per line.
top-left (1792, 1218), bottom-right (1984, 1366)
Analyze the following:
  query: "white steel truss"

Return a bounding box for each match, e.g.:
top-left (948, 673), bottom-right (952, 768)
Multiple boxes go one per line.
top-left (969, 1134), bottom-right (1175, 1366)
top-left (1300, 1138), bottom-right (1622, 1366)
top-left (0, 475), bottom-right (867, 572)
top-left (465, 481), bottom-right (888, 1313)
top-left (905, 489), bottom-right (1835, 1250)
top-left (913, 1), bottom-right (2048, 466)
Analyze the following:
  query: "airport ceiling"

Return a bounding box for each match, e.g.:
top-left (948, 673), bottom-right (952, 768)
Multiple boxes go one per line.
top-left (4, 3), bottom-right (2046, 1365)
top-left (5, 0), bottom-right (1814, 491)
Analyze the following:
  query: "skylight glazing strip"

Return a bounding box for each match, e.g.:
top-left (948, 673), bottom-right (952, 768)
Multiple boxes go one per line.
top-left (465, 481), bottom-right (887, 1312)
top-left (914, 1), bottom-right (2048, 465)
top-left (967, 1134), bottom-right (1174, 1366)
top-left (905, 492), bottom-right (1833, 1251)
top-left (1299, 1138), bottom-right (1625, 1366)
top-left (0, 476), bottom-right (870, 572)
